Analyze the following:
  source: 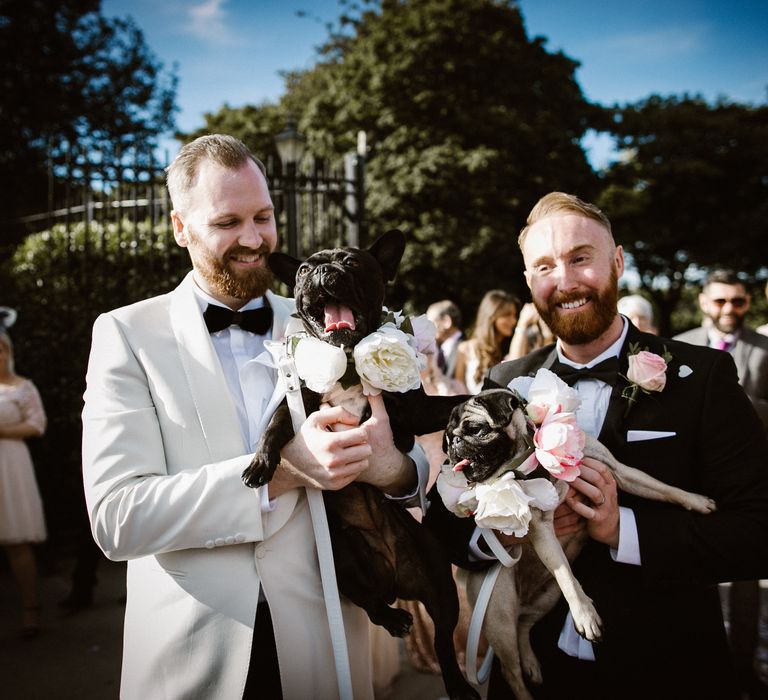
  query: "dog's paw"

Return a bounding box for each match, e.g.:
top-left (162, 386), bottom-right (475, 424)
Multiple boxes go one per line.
top-left (684, 493), bottom-right (717, 514)
top-left (573, 604), bottom-right (603, 643)
top-left (380, 607), bottom-right (413, 637)
top-left (241, 458), bottom-right (274, 488)
top-left (521, 651), bottom-right (542, 684)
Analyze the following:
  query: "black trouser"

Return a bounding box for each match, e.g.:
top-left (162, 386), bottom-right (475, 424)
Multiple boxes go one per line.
top-left (243, 601), bottom-right (283, 699)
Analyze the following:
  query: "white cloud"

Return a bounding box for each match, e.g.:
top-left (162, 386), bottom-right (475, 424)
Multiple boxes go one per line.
top-left (183, 0), bottom-right (242, 45)
top-left (593, 25), bottom-right (709, 59)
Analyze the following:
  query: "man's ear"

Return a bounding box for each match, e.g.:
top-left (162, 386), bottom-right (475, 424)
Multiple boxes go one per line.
top-left (615, 244), bottom-right (625, 278)
top-left (698, 292), bottom-right (709, 312)
top-left (171, 211), bottom-right (189, 247)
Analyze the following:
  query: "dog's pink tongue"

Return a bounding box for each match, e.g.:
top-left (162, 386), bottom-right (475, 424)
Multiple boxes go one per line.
top-left (324, 303), bottom-right (356, 332)
top-left (453, 459), bottom-right (471, 472)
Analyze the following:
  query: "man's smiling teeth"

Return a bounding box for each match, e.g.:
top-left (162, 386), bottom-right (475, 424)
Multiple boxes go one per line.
top-left (560, 298), bottom-right (588, 310)
top-left (231, 254), bottom-right (261, 262)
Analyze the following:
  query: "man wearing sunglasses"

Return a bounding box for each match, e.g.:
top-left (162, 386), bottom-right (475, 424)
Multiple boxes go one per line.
top-left (676, 268), bottom-right (768, 700)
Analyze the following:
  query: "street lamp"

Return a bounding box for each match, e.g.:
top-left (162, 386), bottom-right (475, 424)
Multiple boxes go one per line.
top-left (275, 119), bottom-right (305, 258)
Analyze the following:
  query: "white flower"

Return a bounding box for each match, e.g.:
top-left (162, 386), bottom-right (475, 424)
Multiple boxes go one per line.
top-left (353, 325), bottom-right (422, 395)
top-left (436, 465), bottom-right (478, 517)
top-left (507, 375), bottom-right (534, 400)
top-left (526, 368), bottom-right (580, 420)
top-left (294, 337), bottom-right (348, 393)
top-left (474, 473), bottom-right (560, 537)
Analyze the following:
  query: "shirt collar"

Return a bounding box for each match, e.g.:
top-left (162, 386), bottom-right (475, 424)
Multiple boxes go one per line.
top-left (556, 316), bottom-right (629, 369)
top-left (191, 274), bottom-right (266, 313)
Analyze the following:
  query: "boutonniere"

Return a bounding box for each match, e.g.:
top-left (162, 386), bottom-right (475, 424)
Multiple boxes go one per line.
top-left (621, 342), bottom-right (672, 417)
top-left (290, 309), bottom-right (437, 396)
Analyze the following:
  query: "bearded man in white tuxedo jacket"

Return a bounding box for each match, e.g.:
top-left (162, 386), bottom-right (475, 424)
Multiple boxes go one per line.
top-left (81, 135), bottom-right (427, 699)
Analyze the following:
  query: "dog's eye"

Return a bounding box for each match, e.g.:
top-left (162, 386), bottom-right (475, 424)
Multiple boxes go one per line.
top-left (462, 424), bottom-right (487, 437)
top-left (343, 256), bottom-right (359, 268)
top-left (297, 266), bottom-right (310, 277)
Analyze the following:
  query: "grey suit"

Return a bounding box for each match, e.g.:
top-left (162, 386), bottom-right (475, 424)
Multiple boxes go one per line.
top-left (675, 323), bottom-right (768, 697)
top-left (675, 325), bottom-right (768, 430)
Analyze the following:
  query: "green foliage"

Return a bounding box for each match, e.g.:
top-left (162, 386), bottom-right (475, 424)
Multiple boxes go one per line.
top-left (598, 95), bottom-right (768, 335)
top-left (176, 102), bottom-right (288, 166)
top-left (1, 221), bottom-right (189, 533)
top-left (0, 0), bottom-right (178, 228)
top-left (291, 0), bottom-right (600, 319)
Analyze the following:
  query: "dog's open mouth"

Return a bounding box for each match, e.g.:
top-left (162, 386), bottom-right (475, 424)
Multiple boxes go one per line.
top-left (324, 302), bottom-right (356, 332)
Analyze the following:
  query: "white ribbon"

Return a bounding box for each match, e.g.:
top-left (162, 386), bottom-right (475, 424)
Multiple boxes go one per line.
top-left (278, 342), bottom-right (354, 700)
top-left (464, 529), bottom-right (521, 686)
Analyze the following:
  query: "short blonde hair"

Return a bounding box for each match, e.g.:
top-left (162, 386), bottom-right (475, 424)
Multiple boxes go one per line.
top-left (518, 192), bottom-right (613, 249)
top-left (166, 134), bottom-right (266, 213)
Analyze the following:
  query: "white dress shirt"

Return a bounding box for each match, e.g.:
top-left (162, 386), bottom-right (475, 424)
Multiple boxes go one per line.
top-left (555, 316), bottom-right (642, 659)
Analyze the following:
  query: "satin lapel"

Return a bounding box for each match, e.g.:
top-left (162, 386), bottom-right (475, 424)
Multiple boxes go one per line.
top-left (258, 290), bottom-right (297, 428)
top-left (732, 337), bottom-right (751, 384)
top-left (170, 273), bottom-right (245, 460)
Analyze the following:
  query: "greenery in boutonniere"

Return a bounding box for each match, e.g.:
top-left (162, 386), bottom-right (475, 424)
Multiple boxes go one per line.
top-left (621, 342), bottom-right (672, 417)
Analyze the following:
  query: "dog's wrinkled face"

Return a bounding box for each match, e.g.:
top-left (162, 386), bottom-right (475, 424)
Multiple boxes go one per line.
top-left (444, 389), bottom-right (532, 483)
top-left (268, 230), bottom-right (406, 348)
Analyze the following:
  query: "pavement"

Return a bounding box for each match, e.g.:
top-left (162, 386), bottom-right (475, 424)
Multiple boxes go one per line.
top-left (0, 552), bottom-right (485, 700)
top-left (3, 552), bottom-right (767, 700)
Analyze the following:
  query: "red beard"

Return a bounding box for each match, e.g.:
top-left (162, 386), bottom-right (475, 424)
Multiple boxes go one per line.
top-left (536, 267), bottom-right (619, 345)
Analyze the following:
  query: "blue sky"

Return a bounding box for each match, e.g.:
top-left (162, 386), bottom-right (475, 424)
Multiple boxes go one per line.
top-left (103, 0), bottom-right (768, 167)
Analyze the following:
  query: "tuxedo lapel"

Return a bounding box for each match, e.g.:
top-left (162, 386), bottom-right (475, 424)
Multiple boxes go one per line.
top-left (170, 273), bottom-right (245, 460)
top-left (596, 331), bottom-right (634, 449)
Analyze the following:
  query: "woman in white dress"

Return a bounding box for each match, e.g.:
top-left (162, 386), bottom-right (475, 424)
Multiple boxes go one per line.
top-left (454, 290), bottom-right (519, 393)
top-left (0, 328), bottom-right (47, 638)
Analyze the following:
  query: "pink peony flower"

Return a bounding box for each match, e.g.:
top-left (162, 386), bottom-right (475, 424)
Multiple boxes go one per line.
top-left (627, 350), bottom-right (667, 392)
top-left (532, 410), bottom-right (584, 481)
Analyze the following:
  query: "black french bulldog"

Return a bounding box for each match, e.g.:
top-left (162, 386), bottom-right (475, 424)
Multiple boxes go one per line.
top-left (241, 229), bottom-right (479, 700)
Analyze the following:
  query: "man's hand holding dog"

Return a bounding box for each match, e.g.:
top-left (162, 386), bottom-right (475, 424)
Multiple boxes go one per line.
top-left (270, 395), bottom-right (415, 498)
top-left (565, 458), bottom-right (620, 549)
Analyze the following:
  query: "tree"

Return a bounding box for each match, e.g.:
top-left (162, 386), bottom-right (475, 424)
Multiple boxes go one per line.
top-left (598, 95), bottom-right (768, 335)
top-left (0, 0), bottom-right (177, 243)
top-left (291, 0), bottom-right (600, 319)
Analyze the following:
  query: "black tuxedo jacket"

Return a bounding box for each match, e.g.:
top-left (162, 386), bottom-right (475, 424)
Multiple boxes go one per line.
top-left (427, 322), bottom-right (768, 698)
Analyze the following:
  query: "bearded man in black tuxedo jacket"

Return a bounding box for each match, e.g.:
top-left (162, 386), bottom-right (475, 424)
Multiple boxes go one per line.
top-left (437, 192), bottom-right (768, 700)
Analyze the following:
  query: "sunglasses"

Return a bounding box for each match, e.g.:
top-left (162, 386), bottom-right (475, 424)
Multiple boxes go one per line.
top-left (710, 297), bottom-right (748, 308)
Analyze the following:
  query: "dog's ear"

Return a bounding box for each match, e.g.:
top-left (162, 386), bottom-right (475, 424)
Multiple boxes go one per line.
top-left (268, 252), bottom-right (302, 288)
top-left (367, 229), bottom-right (406, 282)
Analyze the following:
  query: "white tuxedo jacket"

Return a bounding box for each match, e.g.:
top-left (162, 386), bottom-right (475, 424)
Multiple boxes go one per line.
top-left (82, 272), bottom-right (372, 699)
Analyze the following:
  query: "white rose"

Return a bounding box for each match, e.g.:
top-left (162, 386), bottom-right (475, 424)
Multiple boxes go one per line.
top-left (353, 325), bottom-right (422, 395)
top-left (294, 337), bottom-right (348, 393)
top-left (436, 464), bottom-right (478, 517)
top-left (474, 474), bottom-right (559, 537)
top-left (527, 368), bottom-right (580, 416)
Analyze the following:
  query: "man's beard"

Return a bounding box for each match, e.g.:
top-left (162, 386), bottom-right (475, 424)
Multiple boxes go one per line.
top-left (711, 312), bottom-right (744, 335)
top-left (536, 266), bottom-right (619, 345)
top-left (191, 241), bottom-right (273, 301)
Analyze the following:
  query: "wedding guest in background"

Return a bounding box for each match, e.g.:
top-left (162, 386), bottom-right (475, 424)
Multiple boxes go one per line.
top-left (427, 300), bottom-right (464, 378)
top-left (0, 312), bottom-right (48, 638)
top-left (506, 301), bottom-right (555, 360)
top-left (675, 268), bottom-right (768, 699)
top-left (757, 280), bottom-right (768, 336)
top-left (454, 290), bottom-right (520, 393)
top-left (617, 294), bottom-right (658, 335)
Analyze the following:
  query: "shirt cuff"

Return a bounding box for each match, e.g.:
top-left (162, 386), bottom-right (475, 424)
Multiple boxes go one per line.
top-left (384, 441), bottom-right (429, 514)
top-left (260, 485), bottom-right (278, 514)
top-left (610, 506), bottom-right (641, 565)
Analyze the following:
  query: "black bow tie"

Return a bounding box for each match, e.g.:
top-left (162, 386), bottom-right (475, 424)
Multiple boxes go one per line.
top-left (550, 356), bottom-right (620, 387)
top-left (203, 303), bottom-right (273, 335)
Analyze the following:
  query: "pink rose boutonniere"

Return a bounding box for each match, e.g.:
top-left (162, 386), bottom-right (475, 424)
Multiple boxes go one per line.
top-left (621, 342), bottom-right (672, 416)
